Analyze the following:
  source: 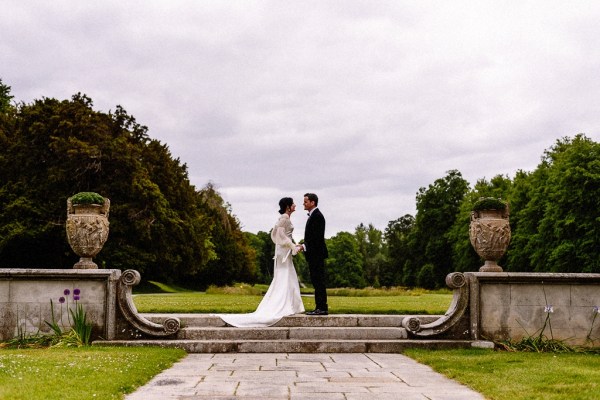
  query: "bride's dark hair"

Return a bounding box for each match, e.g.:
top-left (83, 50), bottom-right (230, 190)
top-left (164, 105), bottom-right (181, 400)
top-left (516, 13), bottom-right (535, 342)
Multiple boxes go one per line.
top-left (278, 197), bottom-right (293, 214)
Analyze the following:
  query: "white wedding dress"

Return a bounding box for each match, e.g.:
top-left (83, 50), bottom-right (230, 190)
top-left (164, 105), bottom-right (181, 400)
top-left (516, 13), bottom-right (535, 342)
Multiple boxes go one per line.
top-left (218, 213), bottom-right (305, 327)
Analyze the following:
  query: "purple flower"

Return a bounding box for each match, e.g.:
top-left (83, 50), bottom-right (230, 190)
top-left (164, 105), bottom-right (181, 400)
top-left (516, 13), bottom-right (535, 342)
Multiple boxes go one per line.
top-left (73, 288), bottom-right (81, 296)
top-left (59, 297), bottom-right (65, 304)
top-left (73, 295), bottom-right (80, 301)
top-left (544, 305), bottom-right (554, 313)
top-left (64, 289), bottom-right (71, 296)
top-left (594, 306), bottom-right (600, 314)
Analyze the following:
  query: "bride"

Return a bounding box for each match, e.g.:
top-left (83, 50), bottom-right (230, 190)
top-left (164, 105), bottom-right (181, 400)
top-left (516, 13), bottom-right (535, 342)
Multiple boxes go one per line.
top-left (218, 197), bottom-right (305, 327)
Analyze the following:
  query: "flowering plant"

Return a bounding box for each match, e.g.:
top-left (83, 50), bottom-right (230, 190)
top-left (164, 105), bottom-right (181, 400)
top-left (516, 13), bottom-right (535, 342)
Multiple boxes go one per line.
top-left (45, 288), bottom-right (93, 346)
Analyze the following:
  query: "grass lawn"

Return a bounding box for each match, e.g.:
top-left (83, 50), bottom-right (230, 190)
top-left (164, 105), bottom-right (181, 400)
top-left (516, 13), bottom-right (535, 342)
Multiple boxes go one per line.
top-left (0, 347), bottom-right (186, 400)
top-left (405, 348), bottom-right (600, 400)
top-left (133, 291), bottom-right (453, 314)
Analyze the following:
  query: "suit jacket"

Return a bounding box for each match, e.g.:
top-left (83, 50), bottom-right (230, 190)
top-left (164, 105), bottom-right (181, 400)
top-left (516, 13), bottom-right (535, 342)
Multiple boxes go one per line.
top-left (304, 208), bottom-right (328, 262)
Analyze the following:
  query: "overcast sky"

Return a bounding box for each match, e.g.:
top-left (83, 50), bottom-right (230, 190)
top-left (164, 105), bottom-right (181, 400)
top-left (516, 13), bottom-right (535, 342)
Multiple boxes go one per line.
top-left (3, 1), bottom-right (600, 239)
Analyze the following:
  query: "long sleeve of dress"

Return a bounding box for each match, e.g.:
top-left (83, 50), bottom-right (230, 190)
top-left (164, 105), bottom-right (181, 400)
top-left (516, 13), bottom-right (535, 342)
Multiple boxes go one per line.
top-left (271, 214), bottom-right (298, 256)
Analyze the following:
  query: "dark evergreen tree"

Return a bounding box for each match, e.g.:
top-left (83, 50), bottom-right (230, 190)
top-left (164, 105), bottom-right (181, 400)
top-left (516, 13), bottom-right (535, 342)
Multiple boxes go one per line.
top-left (0, 91), bottom-right (255, 286)
top-left (410, 170), bottom-right (469, 287)
top-left (195, 183), bottom-right (257, 287)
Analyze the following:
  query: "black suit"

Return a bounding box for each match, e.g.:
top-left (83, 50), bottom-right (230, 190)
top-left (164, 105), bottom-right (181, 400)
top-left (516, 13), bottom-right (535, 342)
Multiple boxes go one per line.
top-left (304, 208), bottom-right (328, 311)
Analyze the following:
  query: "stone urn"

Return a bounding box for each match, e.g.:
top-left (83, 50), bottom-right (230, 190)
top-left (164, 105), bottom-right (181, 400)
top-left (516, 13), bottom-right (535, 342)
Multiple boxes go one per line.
top-left (469, 198), bottom-right (511, 272)
top-left (66, 193), bottom-right (110, 269)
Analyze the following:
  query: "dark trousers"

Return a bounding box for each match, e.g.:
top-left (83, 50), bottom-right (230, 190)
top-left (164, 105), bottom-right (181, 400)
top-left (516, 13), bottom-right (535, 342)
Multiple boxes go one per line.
top-left (309, 258), bottom-right (327, 311)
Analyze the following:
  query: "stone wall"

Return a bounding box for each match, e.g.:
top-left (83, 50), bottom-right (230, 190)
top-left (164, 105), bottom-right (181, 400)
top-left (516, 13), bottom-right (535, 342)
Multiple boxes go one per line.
top-left (3, 269), bottom-right (599, 347)
top-left (0, 269), bottom-right (121, 341)
top-left (469, 272), bottom-right (600, 345)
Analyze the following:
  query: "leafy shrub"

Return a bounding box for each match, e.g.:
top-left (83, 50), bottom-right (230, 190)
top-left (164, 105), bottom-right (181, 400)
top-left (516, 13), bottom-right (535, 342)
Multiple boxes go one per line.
top-left (472, 197), bottom-right (507, 211)
top-left (70, 191), bottom-right (105, 205)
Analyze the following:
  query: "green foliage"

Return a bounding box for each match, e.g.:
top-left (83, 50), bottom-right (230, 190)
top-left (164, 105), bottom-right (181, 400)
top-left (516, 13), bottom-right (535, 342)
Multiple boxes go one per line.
top-left (245, 231), bottom-right (275, 284)
top-left (325, 231), bottom-right (367, 288)
top-left (44, 288), bottom-right (93, 346)
top-left (382, 215), bottom-right (415, 286)
top-left (0, 78), bottom-right (14, 113)
top-left (0, 89), bottom-right (254, 287)
top-left (411, 170), bottom-right (470, 287)
top-left (2, 82), bottom-right (599, 288)
top-left (507, 135), bottom-right (600, 273)
top-left (472, 196), bottom-right (508, 211)
top-left (69, 191), bottom-right (105, 205)
top-left (354, 223), bottom-right (386, 287)
top-left (416, 263), bottom-right (436, 289)
top-left (69, 301), bottom-right (92, 345)
top-left (194, 183), bottom-right (257, 287)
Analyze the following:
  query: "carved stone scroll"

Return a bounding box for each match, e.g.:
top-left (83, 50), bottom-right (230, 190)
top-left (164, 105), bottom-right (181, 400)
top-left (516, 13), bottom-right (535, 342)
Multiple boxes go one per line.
top-left (407, 272), bottom-right (470, 337)
top-left (117, 269), bottom-right (180, 337)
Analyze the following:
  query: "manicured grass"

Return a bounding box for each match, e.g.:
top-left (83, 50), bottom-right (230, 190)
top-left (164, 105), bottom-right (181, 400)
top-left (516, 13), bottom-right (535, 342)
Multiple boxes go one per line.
top-left (133, 291), bottom-right (452, 314)
top-left (405, 348), bottom-right (600, 400)
top-left (0, 347), bottom-right (186, 400)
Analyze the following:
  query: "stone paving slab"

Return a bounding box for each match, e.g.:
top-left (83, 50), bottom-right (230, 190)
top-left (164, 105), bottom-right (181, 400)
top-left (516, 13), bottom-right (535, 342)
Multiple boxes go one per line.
top-left (125, 353), bottom-right (485, 400)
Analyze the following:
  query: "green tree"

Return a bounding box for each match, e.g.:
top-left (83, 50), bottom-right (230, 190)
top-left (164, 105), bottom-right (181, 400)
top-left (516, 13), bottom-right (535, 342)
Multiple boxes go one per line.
top-left (0, 79), bottom-right (13, 113)
top-left (195, 183), bottom-right (257, 287)
top-left (354, 223), bottom-right (385, 287)
top-left (0, 93), bottom-right (258, 286)
top-left (245, 231), bottom-right (274, 284)
top-left (411, 170), bottom-right (469, 287)
top-left (382, 214), bottom-right (415, 286)
top-left (524, 135), bottom-right (600, 272)
top-left (505, 169), bottom-right (541, 271)
top-left (325, 231), bottom-right (366, 288)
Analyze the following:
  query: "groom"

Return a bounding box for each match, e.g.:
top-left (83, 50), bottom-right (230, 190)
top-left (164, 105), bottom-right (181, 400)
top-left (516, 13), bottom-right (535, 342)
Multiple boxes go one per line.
top-left (300, 193), bottom-right (329, 316)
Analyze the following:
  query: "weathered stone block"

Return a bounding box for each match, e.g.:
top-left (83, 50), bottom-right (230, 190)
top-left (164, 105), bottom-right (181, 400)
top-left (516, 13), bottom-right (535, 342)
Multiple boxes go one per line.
top-left (571, 286), bottom-right (600, 306)
top-left (469, 272), bottom-right (600, 345)
top-left (510, 284), bottom-right (571, 306)
top-left (0, 269), bottom-right (120, 341)
top-left (0, 282), bottom-right (9, 302)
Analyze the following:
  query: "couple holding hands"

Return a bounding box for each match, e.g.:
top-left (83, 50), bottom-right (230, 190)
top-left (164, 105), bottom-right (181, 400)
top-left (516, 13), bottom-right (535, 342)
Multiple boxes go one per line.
top-left (219, 193), bottom-right (328, 328)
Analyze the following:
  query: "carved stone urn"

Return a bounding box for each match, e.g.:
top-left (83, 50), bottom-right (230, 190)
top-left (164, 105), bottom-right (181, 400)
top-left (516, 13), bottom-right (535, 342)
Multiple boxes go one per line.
top-left (66, 193), bottom-right (110, 269)
top-left (469, 198), bottom-right (510, 272)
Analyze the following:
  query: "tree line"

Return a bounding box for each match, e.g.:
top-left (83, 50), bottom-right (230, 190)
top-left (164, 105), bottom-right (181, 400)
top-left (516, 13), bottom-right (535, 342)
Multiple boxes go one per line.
top-left (0, 80), bottom-right (255, 288)
top-left (1, 80), bottom-right (599, 289)
top-left (248, 135), bottom-right (600, 289)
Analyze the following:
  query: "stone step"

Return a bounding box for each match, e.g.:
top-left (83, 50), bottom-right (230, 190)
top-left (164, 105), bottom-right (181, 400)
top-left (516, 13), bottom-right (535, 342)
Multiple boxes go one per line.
top-left (141, 313), bottom-right (440, 328)
top-left (93, 339), bottom-right (493, 353)
top-left (178, 326), bottom-right (408, 340)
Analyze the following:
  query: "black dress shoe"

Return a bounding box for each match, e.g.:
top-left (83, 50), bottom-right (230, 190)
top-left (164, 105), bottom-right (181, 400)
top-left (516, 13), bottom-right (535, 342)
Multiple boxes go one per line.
top-left (306, 309), bottom-right (328, 316)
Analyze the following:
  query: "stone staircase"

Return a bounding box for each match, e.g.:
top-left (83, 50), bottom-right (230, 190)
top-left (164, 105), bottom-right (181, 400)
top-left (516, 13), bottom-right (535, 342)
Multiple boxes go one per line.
top-left (93, 313), bottom-right (493, 352)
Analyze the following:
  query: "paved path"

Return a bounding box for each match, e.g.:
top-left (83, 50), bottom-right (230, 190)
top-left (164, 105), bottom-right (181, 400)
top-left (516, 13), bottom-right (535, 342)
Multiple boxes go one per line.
top-left (125, 353), bottom-right (485, 400)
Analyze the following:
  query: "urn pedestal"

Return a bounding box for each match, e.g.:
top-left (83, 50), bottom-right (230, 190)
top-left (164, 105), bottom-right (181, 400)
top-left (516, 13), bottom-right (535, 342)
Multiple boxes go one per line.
top-left (469, 208), bottom-right (510, 272)
top-left (66, 198), bottom-right (110, 269)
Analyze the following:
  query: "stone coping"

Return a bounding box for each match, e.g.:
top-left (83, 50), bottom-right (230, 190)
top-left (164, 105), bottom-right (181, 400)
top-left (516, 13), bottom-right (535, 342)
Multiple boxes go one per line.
top-left (0, 268), bottom-right (121, 279)
top-left (468, 272), bottom-right (600, 283)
